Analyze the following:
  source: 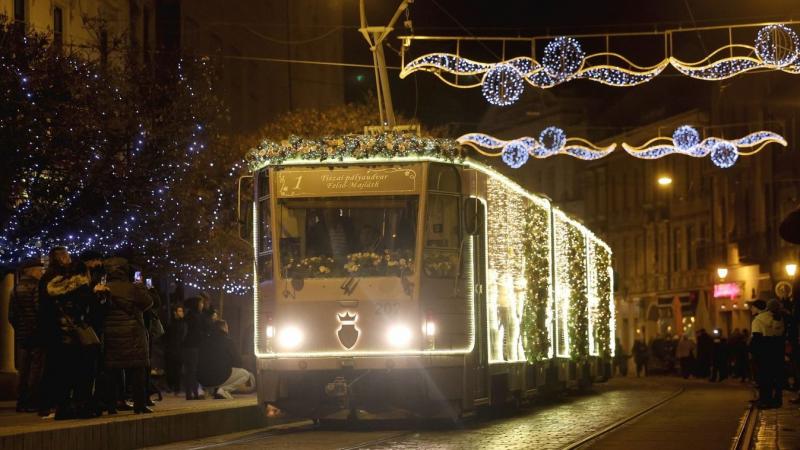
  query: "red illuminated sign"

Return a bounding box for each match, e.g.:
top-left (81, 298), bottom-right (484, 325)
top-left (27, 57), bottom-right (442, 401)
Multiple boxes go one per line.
top-left (714, 282), bottom-right (741, 299)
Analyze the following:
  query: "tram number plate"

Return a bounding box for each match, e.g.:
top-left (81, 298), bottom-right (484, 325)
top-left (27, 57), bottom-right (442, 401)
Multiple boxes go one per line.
top-left (375, 302), bottom-right (399, 316)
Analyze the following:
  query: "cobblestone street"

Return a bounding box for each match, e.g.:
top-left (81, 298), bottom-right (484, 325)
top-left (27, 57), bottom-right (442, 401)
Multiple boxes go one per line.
top-left (154, 376), bottom-right (752, 450)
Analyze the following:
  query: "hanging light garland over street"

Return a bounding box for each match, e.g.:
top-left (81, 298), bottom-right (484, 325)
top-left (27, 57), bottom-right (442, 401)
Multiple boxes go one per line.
top-left (400, 23), bottom-right (800, 106)
top-left (458, 127), bottom-right (787, 168)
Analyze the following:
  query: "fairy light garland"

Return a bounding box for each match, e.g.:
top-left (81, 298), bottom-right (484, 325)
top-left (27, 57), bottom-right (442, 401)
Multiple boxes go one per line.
top-left (461, 126), bottom-right (787, 168)
top-left (400, 23), bottom-right (800, 106)
top-left (458, 131), bottom-right (616, 167)
top-left (623, 126), bottom-right (787, 168)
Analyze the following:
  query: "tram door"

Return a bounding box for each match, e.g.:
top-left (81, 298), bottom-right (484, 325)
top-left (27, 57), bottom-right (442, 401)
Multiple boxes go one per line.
top-left (467, 198), bottom-right (489, 401)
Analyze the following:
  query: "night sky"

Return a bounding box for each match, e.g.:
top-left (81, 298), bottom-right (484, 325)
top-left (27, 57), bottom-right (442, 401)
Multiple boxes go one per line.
top-left (342, 0), bottom-right (800, 136)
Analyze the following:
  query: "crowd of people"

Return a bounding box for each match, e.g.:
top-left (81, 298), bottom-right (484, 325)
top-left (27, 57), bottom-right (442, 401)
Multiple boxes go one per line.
top-left (615, 297), bottom-right (795, 409)
top-left (8, 247), bottom-right (254, 420)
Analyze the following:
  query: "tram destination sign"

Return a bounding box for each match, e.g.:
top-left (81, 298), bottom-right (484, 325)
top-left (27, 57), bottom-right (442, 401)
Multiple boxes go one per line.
top-left (276, 165), bottom-right (420, 198)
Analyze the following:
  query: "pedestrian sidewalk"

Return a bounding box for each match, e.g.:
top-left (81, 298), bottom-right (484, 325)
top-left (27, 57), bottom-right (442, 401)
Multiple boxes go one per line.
top-left (0, 394), bottom-right (274, 450)
top-left (753, 398), bottom-right (800, 449)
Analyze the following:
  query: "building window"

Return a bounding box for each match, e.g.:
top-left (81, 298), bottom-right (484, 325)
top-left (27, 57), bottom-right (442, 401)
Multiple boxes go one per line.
top-left (687, 225), bottom-right (695, 270)
top-left (53, 7), bottom-right (63, 49)
top-left (14, 0), bottom-right (26, 25)
top-left (673, 228), bottom-right (681, 272)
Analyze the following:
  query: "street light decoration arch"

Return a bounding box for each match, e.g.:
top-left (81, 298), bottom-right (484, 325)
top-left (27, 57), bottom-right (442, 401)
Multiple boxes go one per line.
top-left (458, 128), bottom-right (787, 169)
top-left (400, 23), bottom-right (800, 106)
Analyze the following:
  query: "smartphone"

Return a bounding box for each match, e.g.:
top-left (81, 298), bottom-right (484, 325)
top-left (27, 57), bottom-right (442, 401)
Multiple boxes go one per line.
top-left (134, 271), bottom-right (143, 283)
top-left (146, 278), bottom-right (153, 289)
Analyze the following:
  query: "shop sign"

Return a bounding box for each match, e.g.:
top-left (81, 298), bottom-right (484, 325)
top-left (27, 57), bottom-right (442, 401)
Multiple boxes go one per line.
top-left (713, 282), bottom-right (741, 299)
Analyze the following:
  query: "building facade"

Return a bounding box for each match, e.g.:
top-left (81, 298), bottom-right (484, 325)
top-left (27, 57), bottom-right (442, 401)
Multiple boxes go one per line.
top-left (478, 75), bottom-right (800, 361)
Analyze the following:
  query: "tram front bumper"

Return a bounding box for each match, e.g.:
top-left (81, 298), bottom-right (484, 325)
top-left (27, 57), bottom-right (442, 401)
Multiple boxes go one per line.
top-left (257, 355), bottom-right (468, 417)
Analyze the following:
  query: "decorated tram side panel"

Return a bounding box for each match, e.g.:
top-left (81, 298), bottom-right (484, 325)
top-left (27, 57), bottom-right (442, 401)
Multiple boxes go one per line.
top-left (468, 167), bottom-right (615, 390)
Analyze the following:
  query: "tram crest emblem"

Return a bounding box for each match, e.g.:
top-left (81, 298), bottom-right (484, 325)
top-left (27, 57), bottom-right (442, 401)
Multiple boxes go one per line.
top-left (337, 312), bottom-right (359, 350)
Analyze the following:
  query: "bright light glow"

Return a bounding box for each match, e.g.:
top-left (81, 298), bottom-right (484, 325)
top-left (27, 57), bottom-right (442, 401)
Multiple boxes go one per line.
top-left (717, 267), bottom-right (729, 280)
top-left (266, 325), bottom-right (275, 339)
top-left (657, 176), bottom-right (673, 186)
top-left (424, 321), bottom-right (437, 337)
top-left (387, 324), bottom-right (413, 347)
top-left (278, 326), bottom-right (304, 349)
top-left (786, 263), bottom-right (798, 277)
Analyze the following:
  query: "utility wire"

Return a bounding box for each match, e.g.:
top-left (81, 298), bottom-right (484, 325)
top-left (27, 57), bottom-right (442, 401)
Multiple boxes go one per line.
top-left (429, 0), bottom-right (501, 60)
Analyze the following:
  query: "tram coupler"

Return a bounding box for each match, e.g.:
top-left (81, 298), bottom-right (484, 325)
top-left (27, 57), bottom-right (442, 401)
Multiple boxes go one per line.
top-left (325, 376), bottom-right (350, 409)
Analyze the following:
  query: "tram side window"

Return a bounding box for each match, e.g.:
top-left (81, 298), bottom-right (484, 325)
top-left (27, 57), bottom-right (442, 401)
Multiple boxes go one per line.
top-left (257, 170), bottom-right (273, 281)
top-left (424, 164), bottom-right (461, 279)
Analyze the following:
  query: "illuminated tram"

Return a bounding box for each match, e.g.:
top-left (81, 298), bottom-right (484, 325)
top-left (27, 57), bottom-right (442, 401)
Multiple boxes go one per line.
top-left (246, 134), bottom-right (615, 419)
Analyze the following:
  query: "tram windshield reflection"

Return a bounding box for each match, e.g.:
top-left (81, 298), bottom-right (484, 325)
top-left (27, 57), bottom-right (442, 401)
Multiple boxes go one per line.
top-left (278, 196), bottom-right (418, 278)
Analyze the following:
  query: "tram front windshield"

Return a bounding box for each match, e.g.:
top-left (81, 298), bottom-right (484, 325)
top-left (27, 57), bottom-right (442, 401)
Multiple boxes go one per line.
top-left (278, 196), bottom-right (418, 278)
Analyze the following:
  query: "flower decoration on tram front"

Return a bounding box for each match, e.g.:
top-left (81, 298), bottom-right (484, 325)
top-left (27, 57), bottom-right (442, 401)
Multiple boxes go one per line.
top-left (457, 130), bottom-right (616, 168)
top-left (400, 24), bottom-right (800, 106)
top-left (622, 126), bottom-right (788, 168)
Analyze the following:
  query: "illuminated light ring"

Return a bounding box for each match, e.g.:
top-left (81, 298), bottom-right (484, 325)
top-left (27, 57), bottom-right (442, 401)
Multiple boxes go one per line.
top-left (542, 36), bottom-right (585, 80)
top-left (710, 141), bottom-right (739, 168)
top-left (482, 63), bottom-right (525, 106)
top-left (755, 24), bottom-right (800, 67)
top-left (501, 140), bottom-right (530, 168)
top-left (538, 126), bottom-right (567, 156)
top-left (673, 125), bottom-right (701, 151)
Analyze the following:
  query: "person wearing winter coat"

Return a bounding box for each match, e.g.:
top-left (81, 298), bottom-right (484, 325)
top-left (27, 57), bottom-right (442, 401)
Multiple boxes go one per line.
top-left (39, 247), bottom-right (95, 419)
top-left (96, 257), bottom-right (153, 414)
top-left (675, 334), bottom-right (696, 379)
top-left (632, 339), bottom-right (649, 377)
top-left (197, 320), bottom-right (254, 399)
top-left (163, 305), bottom-right (187, 394)
top-left (9, 258), bottom-right (45, 412)
top-left (182, 296), bottom-right (213, 400)
top-left (751, 299), bottom-right (787, 409)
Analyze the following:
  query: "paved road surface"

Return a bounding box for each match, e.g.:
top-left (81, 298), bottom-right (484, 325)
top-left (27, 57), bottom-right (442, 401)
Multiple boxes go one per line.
top-left (152, 377), bottom-right (750, 450)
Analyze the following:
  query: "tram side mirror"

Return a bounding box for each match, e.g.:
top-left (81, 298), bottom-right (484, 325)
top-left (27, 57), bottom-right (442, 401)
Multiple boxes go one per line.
top-left (464, 198), bottom-right (480, 236)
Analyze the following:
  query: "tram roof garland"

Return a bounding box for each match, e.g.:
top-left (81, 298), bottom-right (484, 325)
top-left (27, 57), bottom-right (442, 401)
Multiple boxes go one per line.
top-left (246, 133), bottom-right (463, 170)
top-left (399, 22), bottom-right (800, 106)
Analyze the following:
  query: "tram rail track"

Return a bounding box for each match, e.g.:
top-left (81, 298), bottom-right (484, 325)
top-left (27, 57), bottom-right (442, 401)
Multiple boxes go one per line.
top-left (561, 387), bottom-right (686, 450)
top-left (730, 401), bottom-right (758, 450)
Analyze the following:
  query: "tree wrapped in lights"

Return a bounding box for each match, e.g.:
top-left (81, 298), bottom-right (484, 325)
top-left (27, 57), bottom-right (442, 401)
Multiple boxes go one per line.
top-left (566, 225), bottom-right (589, 362)
top-left (521, 203), bottom-right (551, 362)
top-left (0, 17), bottom-right (246, 294)
top-left (594, 244), bottom-right (612, 357)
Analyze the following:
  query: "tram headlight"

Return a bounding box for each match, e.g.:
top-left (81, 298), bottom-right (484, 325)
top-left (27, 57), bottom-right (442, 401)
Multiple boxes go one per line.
top-left (387, 323), bottom-right (412, 347)
top-left (278, 325), bottom-right (304, 349)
